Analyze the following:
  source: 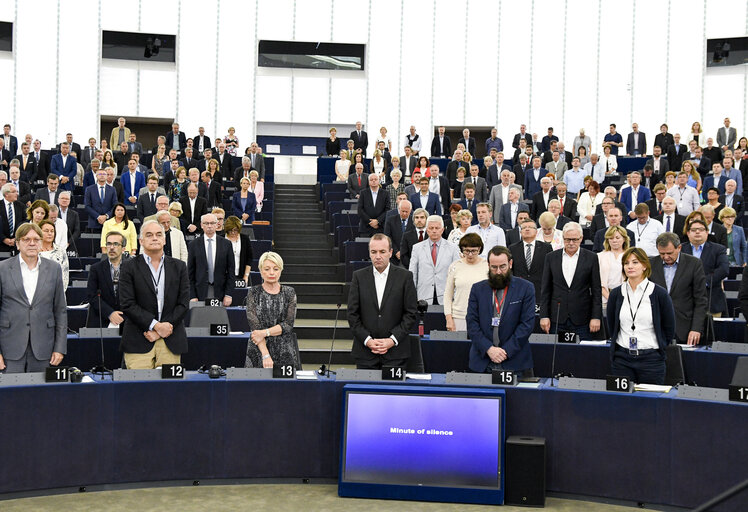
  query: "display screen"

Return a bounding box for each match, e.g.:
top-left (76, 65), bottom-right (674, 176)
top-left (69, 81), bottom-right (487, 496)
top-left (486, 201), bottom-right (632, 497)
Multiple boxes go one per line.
top-left (258, 40), bottom-right (364, 70)
top-left (342, 391), bottom-right (502, 489)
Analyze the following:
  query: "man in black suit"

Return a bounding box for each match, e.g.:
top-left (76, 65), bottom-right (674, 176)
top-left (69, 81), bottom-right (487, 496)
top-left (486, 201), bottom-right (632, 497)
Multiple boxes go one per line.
top-left (554, 183), bottom-right (578, 222)
top-left (8, 164), bottom-right (31, 206)
top-left (547, 199), bottom-right (571, 230)
top-left (193, 127), bottom-right (212, 157)
top-left (347, 233), bottom-right (418, 369)
top-left (646, 184), bottom-right (667, 217)
top-left (166, 123), bottom-right (187, 153)
top-left (248, 142), bottom-right (266, 181)
top-left (233, 156), bottom-right (253, 185)
top-left (645, 147), bottom-right (670, 176)
top-left (540, 127), bottom-right (559, 153)
top-left (384, 200), bottom-right (413, 266)
top-left (655, 196), bottom-right (687, 241)
top-left (681, 219), bottom-right (729, 318)
top-left (179, 183), bottom-right (208, 235)
top-left (430, 126), bottom-right (452, 159)
top-left (512, 124), bottom-right (533, 149)
top-left (202, 170), bottom-right (222, 209)
top-left (119, 220), bottom-right (190, 369)
top-left (58, 191), bottom-right (80, 249)
top-left (105, 168), bottom-right (125, 204)
top-left (640, 165), bottom-right (662, 191)
top-left (136, 175), bottom-right (164, 222)
top-left (80, 137), bottom-right (98, 169)
top-left (505, 211), bottom-right (531, 247)
top-left (457, 184), bottom-right (479, 222)
top-left (358, 174), bottom-right (390, 237)
top-left (667, 133), bottom-right (688, 172)
top-left (350, 121), bottom-right (369, 157)
top-left (593, 207), bottom-right (636, 252)
top-left (0, 138), bottom-right (11, 170)
top-left (187, 213), bottom-right (234, 306)
top-left (458, 128), bottom-right (476, 156)
top-left (17, 142), bottom-right (37, 182)
top-left (428, 164), bottom-right (451, 216)
top-left (650, 232), bottom-right (708, 345)
top-left (595, 186), bottom-right (628, 217)
top-left (212, 142), bottom-right (232, 178)
top-left (653, 124), bottom-right (674, 156)
top-left (180, 147), bottom-right (199, 171)
top-left (180, 168), bottom-right (208, 199)
top-left (35, 174), bottom-right (61, 206)
top-left (530, 176), bottom-right (555, 220)
top-left (720, 179), bottom-right (744, 226)
top-left (2, 124), bottom-right (18, 157)
top-left (701, 204), bottom-right (727, 247)
top-left (114, 141), bottom-right (132, 171)
top-left (445, 149), bottom-right (468, 185)
top-left (0, 183), bottom-right (24, 254)
top-left (625, 123), bottom-right (647, 156)
top-left (86, 231), bottom-right (126, 327)
top-left (31, 139), bottom-right (49, 183)
top-left (510, 219), bottom-right (553, 307)
top-left (485, 153), bottom-right (512, 190)
top-left (399, 208), bottom-right (428, 268)
top-left (540, 222), bottom-right (602, 339)
top-left (56, 133), bottom-right (82, 158)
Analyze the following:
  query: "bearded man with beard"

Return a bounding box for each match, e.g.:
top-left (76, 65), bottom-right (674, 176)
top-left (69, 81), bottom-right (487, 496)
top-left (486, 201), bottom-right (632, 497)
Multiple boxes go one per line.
top-left (466, 245), bottom-right (536, 376)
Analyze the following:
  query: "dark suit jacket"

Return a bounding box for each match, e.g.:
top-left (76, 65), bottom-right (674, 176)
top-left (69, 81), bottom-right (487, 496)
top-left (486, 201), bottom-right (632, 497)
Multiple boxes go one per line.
top-left (0, 199), bottom-right (24, 251)
top-left (50, 153), bottom-right (77, 191)
top-left (384, 215), bottom-right (413, 264)
top-left (34, 187), bottom-right (60, 207)
top-left (3, 134), bottom-right (17, 156)
top-left (86, 258), bottom-right (121, 327)
top-left (205, 180), bottom-right (222, 208)
top-left (510, 240), bottom-right (553, 305)
top-left (556, 196), bottom-right (578, 221)
top-left (0, 148), bottom-right (10, 170)
top-left (432, 175), bottom-right (451, 214)
top-left (399, 228), bottom-right (424, 269)
top-left (80, 146), bottom-right (98, 168)
top-left (654, 213), bottom-right (686, 237)
top-left (119, 255), bottom-right (190, 355)
top-left (187, 235), bottom-right (235, 301)
top-left (214, 151), bottom-right (233, 177)
top-left (430, 135), bottom-right (452, 158)
top-left (445, 160), bottom-right (468, 185)
top-left (135, 191), bottom-right (164, 222)
top-left (607, 283), bottom-right (675, 357)
top-left (589, 214), bottom-right (609, 237)
top-left (347, 172), bottom-right (369, 199)
top-left (231, 191), bottom-right (257, 222)
top-left (467, 278), bottom-right (536, 372)
top-left (626, 132), bottom-right (647, 155)
top-left (649, 253), bottom-right (708, 343)
top-left (620, 186), bottom-right (652, 213)
top-left (84, 183), bottom-right (118, 229)
top-left (646, 198), bottom-right (664, 217)
top-left (708, 222), bottom-right (728, 247)
top-left (193, 135), bottom-right (212, 154)
top-left (17, 154), bottom-right (37, 181)
top-left (347, 264), bottom-right (418, 364)
top-left (485, 163), bottom-right (512, 190)
top-left (61, 207), bottom-right (81, 245)
top-left (179, 196), bottom-right (208, 231)
top-left (512, 133), bottom-right (533, 149)
top-left (358, 188), bottom-right (390, 236)
top-left (499, 201), bottom-right (530, 230)
top-left (409, 192), bottom-right (441, 216)
top-left (179, 181), bottom-right (208, 200)
top-left (541, 135), bottom-right (559, 153)
top-left (719, 194), bottom-right (745, 224)
top-left (11, 180), bottom-right (32, 205)
top-left (667, 143), bottom-right (688, 171)
top-left (349, 130), bottom-right (369, 157)
top-left (166, 131), bottom-right (187, 151)
top-left (594, 200), bottom-right (628, 217)
top-left (506, 227), bottom-right (521, 246)
top-left (457, 199), bottom-right (478, 222)
top-left (681, 242), bottom-right (729, 314)
top-left (458, 137), bottom-right (476, 156)
top-left (641, 172), bottom-right (662, 191)
top-left (530, 190), bottom-right (556, 220)
top-left (512, 163), bottom-right (529, 187)
top-left (540, 248), bottom-right (602, 325)
top-left (653, 133), bottom-right (674, 154)
top-left (180, 157), bottom-right (200, 171)
top-left (593, 227), bottom-right (636, 252)
top-left (108, 181), bottom-right (125, 204)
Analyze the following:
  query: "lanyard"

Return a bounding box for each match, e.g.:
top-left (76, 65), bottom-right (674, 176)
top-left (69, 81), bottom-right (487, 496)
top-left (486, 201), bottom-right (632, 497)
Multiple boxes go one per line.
top-left (635, 220), bottom-right (650, 241)
top-left (493, 287), bottom-right (508, 316)
top-left (624, 281), bottom-right (650, 331)
top-left (149, 259), bottom-right (164, 295)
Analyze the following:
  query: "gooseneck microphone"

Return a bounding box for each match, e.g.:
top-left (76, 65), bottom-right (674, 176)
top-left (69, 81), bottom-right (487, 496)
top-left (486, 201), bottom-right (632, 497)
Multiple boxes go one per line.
top-left (90, 289), bottom-right (112, 378)
top-left (318, 303), bottom-right (342, 377)
top-left (549, 301), bottom-right (561, 387)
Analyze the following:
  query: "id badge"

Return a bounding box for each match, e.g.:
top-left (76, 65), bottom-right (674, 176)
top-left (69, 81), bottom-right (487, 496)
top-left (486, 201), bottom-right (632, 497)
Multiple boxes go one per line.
top-left (726, 248), bottom-right (731, 255)
top-left (678, 202), bottom-right (683, 210)
top-left (491, 316), bottom-right (501, 327)
top-left (629, 337), bottom-right (638, 350)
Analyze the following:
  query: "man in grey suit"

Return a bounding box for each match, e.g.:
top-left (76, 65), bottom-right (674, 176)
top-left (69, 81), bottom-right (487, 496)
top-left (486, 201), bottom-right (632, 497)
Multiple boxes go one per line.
top-left (0, 223), bottom-right (67, 372)
top-left (249, 142), bottom-right (266, 181)
top-left (489, 169), bottom-right (524, 224)
top-left (347, 163), bottom-right (368, 199)
top-left (716, 117), bottom-right (737, 152)
top-left (408, 215), bottom-right (460, 305)
top-left (462, 164), bottom-right (489, 202)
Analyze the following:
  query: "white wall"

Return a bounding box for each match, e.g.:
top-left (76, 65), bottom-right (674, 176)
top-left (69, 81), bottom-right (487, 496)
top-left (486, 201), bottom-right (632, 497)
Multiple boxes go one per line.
top-left (0, 0), bottom-right (746, 158)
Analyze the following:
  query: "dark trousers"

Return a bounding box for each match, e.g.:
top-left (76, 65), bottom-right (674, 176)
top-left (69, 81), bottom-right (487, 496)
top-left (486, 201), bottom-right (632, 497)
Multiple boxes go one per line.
top-left (611, 345), bottom-right (666, 385)
top-left (557, 319), bottom-right (592, 341)
top-left (355, 354), bottom-right (408, 370)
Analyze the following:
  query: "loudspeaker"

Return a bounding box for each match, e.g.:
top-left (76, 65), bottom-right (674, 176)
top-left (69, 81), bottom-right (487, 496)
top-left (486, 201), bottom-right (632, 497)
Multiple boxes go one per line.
top-left (505, 436), bottom-right (546, 507)
top-left (730, 357), bottom-right (748, 386)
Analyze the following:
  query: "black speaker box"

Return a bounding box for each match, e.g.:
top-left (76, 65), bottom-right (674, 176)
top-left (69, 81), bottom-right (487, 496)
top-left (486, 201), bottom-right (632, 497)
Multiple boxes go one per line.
top-left (505, 435), bottom-right (546, 507)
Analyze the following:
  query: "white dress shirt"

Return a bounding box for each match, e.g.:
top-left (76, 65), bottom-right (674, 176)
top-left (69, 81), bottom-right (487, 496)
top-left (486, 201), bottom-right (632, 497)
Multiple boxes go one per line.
top-left (616, 278), bottom-right (658, 350)
top-left (466, 224), bottom-right (507, 258)
top-left (627, 217), bottom-right (664, 256)
top-left (19, 255), bottom-right (41, 304)
top-left (365, 263), bottom-right (398, 347)
top-left (561, 248), bottom-right (580, 288)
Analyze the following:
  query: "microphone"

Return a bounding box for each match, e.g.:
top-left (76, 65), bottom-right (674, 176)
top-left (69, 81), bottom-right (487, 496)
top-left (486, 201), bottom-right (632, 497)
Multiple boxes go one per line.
top-left (66, 222), bottom-right (83, 269)
top-left (704, 274), bottom-right (714, 345)
top-left (549, 301), bottom-right (562, 387)
top-left (90, 289), bottom-right (112, 377)
top-left (318, 303), bottom-right (342, 377)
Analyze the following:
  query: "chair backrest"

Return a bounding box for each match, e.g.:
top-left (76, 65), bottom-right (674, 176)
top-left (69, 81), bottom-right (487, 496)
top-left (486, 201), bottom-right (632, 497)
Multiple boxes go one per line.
top-left (665, 344), bottom-right (685, 386)
top-left (189, 305), bottom-right (229, 327)
top-left (406, 334), bottom-right (425, 373)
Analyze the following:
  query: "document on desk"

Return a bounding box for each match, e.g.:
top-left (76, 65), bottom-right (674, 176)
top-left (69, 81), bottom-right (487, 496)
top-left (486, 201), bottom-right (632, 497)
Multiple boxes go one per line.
top-left (406, 373), bottom-right (432, 380)
top-left (295, 370), bottom-right (319, 380)
top-left (634, 384), bottom-right (672, 393)
top-left (579, 340), bottom-right (608, 345)
top-left (676, 344), bottom-right (697, 350)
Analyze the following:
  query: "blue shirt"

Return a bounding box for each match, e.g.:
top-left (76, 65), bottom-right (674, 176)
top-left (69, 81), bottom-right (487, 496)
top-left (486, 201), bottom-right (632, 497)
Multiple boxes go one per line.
top-left (663, 256), bottom-right (678, 293)
top-left (563, 168), bottom-right (585, 194)
top-left (485, 137), bottom-right (503, 154)
top-left (143, 253), bottom-right (166, 328)
top-left (691, 244), bottom-right (704, 259)
top-left (604, 133), bottom-right (623, 155)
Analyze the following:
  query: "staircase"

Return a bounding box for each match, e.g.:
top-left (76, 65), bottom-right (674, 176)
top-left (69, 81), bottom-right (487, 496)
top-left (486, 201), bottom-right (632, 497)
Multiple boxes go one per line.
top-left (272, 184), bottom-right (354, 368)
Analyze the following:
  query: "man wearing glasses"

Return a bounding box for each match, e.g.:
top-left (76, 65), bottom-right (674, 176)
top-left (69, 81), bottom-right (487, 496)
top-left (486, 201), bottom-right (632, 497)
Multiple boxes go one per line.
top-left (187, 213), bottom-right (234, 306)
top-left (0, 223), bottom-right (67, 372)
top-left (681, 219), bottom-right (729, 318)
top-left (86, 232), bottom-right (127, 328)
top-left (539, 222), bottom-right (602, 340)
top-left (119, 220), bottom-right (190, 369)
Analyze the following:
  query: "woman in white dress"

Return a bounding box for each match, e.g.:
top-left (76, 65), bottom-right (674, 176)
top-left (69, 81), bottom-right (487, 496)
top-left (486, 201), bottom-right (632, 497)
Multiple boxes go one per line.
top-left (335, 149), bottom-right (350, 182)
top-left (577, 180), bottom-right (604, 227)
top-left (598, 226), bottom-right (629, 312)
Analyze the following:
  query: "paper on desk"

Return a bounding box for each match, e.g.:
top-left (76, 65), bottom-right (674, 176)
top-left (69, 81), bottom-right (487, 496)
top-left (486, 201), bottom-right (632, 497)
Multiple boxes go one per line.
top-left (295, 370), bottom-right (318, 380)
top-left (677, 344), bottom-right (698, 350)
top-left (634, 384), bottom-right (672, 393)
top-left (81, 376), bottom-right (96, 383)
top-left (406, 373), bottom-right (432, 380)
top-left (68, 304), bottom-right (89, 309)
top-left (712, 316), bottom-right (734, 322)
top-left (579, 340), bottom-right (608, 345)
top-left (229, 331), bottom-right (244, 335)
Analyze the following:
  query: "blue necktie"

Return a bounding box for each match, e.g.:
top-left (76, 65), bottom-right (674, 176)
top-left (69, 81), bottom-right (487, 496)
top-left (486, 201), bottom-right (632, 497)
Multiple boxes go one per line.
top-left (401, 219), bottom-right (406, 232)
top-left (8, 203), bottom-right (13, 236)
top-left (99, 186), bottom-right (105, 203)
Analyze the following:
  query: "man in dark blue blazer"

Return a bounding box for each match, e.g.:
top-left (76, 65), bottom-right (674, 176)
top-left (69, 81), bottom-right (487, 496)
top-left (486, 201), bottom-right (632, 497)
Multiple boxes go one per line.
top-left (120, 157), bottom-right (146, 205)
top-left (457, 185), bottom-right (478, 224)
top-left (86, 231), bottom-right (127, 327)
top-left (84, 169), bottom-right (117, 231)
top-left (703, 162), bottom-right (728, 200)
top-left (619, 172), bottom-right (652, 221)
top-left (50, 142), bottom-right (77, 191)
top-left (467, 246), bottom-right (535, 375)
top-left (524, 156), bottom-right (545, 198)
top-left (165, 123), bottom-right (187, 153)
top-left (681, 219), bottom-right (729, 316)
top-left (719, 179), bottom-right (744, 226)
top-left (498, 189), bottom-right (530, 230)
top-left (410, 177), bottom-right (441, 216)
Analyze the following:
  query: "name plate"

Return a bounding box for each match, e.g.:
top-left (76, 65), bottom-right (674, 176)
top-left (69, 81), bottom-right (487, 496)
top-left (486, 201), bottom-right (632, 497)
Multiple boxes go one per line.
top-left (492, 370), bottom-right (517, 386)
top-left (272, 364), bottom-right (295, 379)
top-left (162, 364), bottom-right (185, 379)
top-left (382, 366), bottom-right (405, 381)
top-left (558, 331), bottom-right (579, 344)
top-left (728, 385), bottom-right (748, 403)
top-left (606, 375), bottom-right (634, 393)
top-left (205, 298), bottom-right (221, 307)
top-left (45, 367), bottom-right (69, 383)
top-left (234, 280), bottom-right (246, 288)
top-left (210, 323), bottom-right (229, 336)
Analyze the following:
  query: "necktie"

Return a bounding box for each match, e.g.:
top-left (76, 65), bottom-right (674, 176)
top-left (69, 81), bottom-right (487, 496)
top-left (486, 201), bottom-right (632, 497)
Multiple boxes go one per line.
top-left (401, 219), bottom-right (406, 232)
top-left (207, 238), bottom-right (214, 283)
top-left (525, 243), bottom-right (532, 269)
top-left (418, 230), bottom-right (424, 242)
top-left (467, 200), bottom-right (472, 209)
top-left (431, 242), bottom-right (437, 265)
top-left (8, 204), bottom-right (13, 236)
top-left (150, 193), bottom-right (155, 207)
top-left (357, 175), bottom-right (361, 187)
top-left (473, 177), bottom-right (476, 185)
top-left (666, 216), bottom-right (671, 232)
top-left (560, 197), bottom-right (564, 209)
top-left (99, 186), bottom-right (105, 203)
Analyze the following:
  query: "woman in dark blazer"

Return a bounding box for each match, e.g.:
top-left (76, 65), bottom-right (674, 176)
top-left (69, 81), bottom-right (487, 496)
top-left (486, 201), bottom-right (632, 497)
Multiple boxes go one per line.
top-left (607, 247), bottom-right (675, 385)
top-left (232, 177), bottom-right (257, 224)
top-left (224, 216), bottom-right (254, 283)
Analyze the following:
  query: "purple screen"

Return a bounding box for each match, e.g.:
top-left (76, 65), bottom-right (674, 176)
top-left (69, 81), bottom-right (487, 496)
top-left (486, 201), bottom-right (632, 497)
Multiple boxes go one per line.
top-left (342, 392), bottom-right (501, 488)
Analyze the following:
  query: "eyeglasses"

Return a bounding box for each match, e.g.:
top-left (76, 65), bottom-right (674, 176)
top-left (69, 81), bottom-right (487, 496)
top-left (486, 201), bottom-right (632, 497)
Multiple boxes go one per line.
top-left (563, 237), bottom-right (581, 242)
top-left (105, 242), bottom-right (122, 247)
top-left (689, 227), bottom-right (706, 233)
top-left (202, 221), bottom-right (217, 225)
top-left (19, 237), bottom-right (41, 244)
top-left (462, 249), bottom-right (480, 255)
